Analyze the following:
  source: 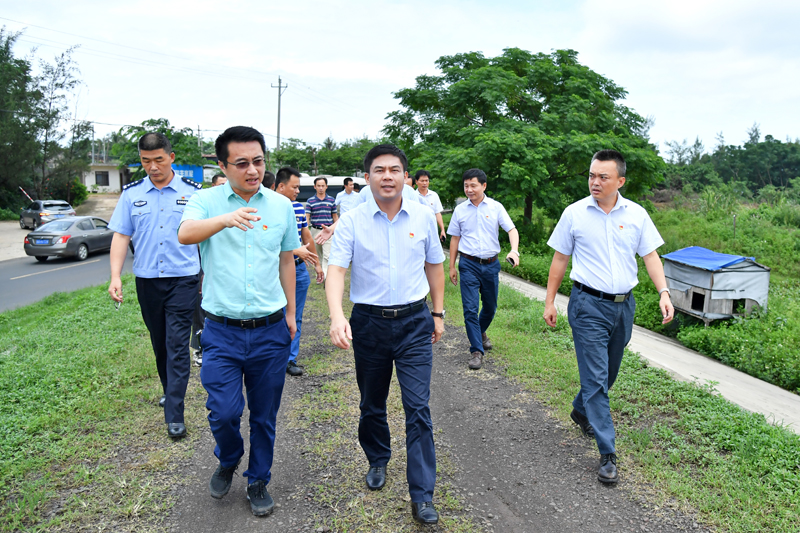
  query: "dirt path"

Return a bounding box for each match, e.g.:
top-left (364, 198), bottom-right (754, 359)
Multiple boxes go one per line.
top-left (166, 284), bottom-right (712, 533)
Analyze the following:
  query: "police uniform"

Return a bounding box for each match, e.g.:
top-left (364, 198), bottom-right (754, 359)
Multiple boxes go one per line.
top-left (108, 172), bottom-right (202, 426)
top-left (329, 195), bottom-right (445, 504)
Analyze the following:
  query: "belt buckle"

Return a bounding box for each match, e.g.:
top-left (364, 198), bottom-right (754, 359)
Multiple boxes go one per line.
top-left (614, 294), bottom-right (626, 303)
top-left (241, 319), bottom-right (256, 328)
top-left (381, 308), bottom-right (398, 318)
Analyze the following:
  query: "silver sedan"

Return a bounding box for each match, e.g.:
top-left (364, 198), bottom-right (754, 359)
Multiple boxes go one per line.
top-left (23, 216), bottom-right (114, 262)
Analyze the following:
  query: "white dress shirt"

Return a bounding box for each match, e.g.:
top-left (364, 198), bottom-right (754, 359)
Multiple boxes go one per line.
top-left (447, 195), bottom-right (515, 259)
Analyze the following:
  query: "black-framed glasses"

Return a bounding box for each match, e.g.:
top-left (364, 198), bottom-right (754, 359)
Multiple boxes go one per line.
top-left (225, 158), bottom-right (266, 170)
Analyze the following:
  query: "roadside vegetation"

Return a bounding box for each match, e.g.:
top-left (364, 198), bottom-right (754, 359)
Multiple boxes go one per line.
top-left (0, 276), bottom-right (208, 532)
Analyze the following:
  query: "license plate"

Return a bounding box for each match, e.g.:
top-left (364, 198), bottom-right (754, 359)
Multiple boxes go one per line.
top-left (35, 239), bottom-right (49, 244)
top-left (53, 214), bottom-right (65, 218)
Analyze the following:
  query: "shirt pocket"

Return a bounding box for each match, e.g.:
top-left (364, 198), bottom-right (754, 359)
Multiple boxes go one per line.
top-left (259, 223), bottom-right (285, 251)
top-left (131, 206), bottom-right (152, 231)
top-left (615, 226), bottom-right (639, 255)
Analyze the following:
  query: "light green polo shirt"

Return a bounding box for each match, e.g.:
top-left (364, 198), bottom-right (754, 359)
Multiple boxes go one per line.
top-left (180, 182), bottom-right (300, 319)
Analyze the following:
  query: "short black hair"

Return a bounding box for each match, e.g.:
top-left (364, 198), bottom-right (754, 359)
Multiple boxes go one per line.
top-left (276, 167), bottom-right (301, 187)
top-left (591, 149), bottom-right (626, 177)
top-left (415, 169), bottom-right (431, 180)
top-left (263, 171), bottom-right (275, 189)
top-left (211, 173), bottom-right (226, 185)
top-left (138, 132), bottom-right (172, 154)
top-left (215, 126), bottom-right (266, 166)
top-left (353, 182), bottom-right (361, 191)
top-left (314, 176), bottom-right (328, 186)
top-left (363, 144), bottom-right (408, 174)
top-left (343, 177), bottom-right (353, 186)
top-left (462, 168), bottom-right (487, 184)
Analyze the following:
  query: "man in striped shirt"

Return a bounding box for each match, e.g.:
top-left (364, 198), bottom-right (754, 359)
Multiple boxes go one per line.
top-left (306, 177), bottom-right (338, 280)
top-left (276, 167), bottom-right (323, 377)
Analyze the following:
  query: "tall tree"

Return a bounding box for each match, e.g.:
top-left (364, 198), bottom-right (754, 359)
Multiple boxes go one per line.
top-left (384, 48), bottom-right (664, 225)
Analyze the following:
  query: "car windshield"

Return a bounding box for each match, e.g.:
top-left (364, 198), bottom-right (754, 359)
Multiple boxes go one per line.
top-left (37, 220), bottom-right (74, 232)
top-left (43, 202), bottom-right (72, 211)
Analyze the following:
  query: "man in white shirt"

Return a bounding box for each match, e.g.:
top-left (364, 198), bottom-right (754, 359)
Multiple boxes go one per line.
top-left (414, 170), bottom-right (446, 240)
top-left (447, 168), bottom-right (520, 370)
top-left (334, 177), bottom-right (360, 215)
top-left (543, 149), bottom-right (674, 485)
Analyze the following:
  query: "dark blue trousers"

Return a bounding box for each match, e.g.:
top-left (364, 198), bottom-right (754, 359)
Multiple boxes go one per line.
top-left (567, 285), bottom-right (635, 455)
top-left (458, 257), bottom-right (501, 354)
top-left (136, 275), bottom-right (199, 424)
top-left (289, 263), bottom-right (310, 363)
top-left (350, 305), bottom-right (436, 502)
top-left (200, 317), bottom-right (291, 483)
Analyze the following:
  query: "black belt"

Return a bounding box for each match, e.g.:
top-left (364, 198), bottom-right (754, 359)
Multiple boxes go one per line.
top-left (460, 253), bottom-right (498, 265)
top-left (354, 298), bottom-right (426, 319)
top-left (573, 281), bottom-right (631, 303)
top-left (295, 257), bottom-right (304, 266)
top-left (311, 224), bottom-right (327, 230)
top-left (206, 309), bottom-right (284, 328)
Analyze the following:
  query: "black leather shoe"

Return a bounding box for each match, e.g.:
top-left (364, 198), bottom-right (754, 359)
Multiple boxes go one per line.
top-left (570, 408), bottom-right (595, 438)
top-left (365, 466), bottom-right (386, 490)
top-left (247, 480), bottom-right (275, 516)
top-left (411, 501), bottom-right (439, 524)
top-left (598, 453), bottom-right (619, 483)
top-left (209, 458), bottom-right (241, 499)
top-left (167, 423), bottom-right (186, 438)
top-left (159, 395), bottom-right (166, 408)
top-left (286, 360), bottom-right (304, 377)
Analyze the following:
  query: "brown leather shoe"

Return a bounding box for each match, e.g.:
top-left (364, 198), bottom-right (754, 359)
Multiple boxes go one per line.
top-left (468, 351), bottom-right (483, 370)
top-left (482, 331), bottom-right (493, 351)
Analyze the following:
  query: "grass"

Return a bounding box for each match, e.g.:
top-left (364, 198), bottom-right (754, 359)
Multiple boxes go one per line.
top-left (449, 258), bottom-right (800, 532)
top-left (0, 275), bottom-right (207, 532)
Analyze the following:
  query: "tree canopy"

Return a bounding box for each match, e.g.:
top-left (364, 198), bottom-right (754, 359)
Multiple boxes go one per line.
top-left (383, 48), bottom-right (664, 229)
top-left (272, 137), bottom-right (375, 176)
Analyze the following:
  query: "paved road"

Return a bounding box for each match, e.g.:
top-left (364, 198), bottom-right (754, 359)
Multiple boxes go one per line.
top-left (0, 252), bottom-right (133, 312)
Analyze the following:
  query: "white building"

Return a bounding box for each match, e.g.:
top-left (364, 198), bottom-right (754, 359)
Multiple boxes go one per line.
top-left (83, 163), bottom-right (124, 192)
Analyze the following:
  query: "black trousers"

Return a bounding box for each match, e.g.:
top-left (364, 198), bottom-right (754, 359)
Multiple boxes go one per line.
top-left (350, 305), bottom-right (436, 502)
top-left (136, 275), bottom-right (200, 424)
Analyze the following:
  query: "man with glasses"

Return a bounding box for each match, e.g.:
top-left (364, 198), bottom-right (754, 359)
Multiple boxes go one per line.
top-left (178, 126), bottom-right (299, 517)
top-left (107, 132), bottom-right (202, 439)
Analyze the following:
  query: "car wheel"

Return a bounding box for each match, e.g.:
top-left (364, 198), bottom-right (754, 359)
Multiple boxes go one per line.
top-left (75, 243), bottom-right (89, 261)
top-left (35, 256), bottom-right (48, 262)
top-left (32, 219), bottom-right (39, 229)
top-left (19, 218), bottom-right (26, 229)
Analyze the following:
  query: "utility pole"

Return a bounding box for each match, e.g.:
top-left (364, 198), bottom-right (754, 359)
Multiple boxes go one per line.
top-left (198, 125), bottom-right (201, 149)
top-left (271, 76), bottom-right (288, 151)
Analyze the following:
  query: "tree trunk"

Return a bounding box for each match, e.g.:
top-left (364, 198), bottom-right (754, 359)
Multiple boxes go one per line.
top-left (524, 195), bottom-right (533, 223)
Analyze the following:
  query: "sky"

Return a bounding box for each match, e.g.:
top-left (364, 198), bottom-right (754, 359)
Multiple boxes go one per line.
top-left (3, 0), bottom-right (799, 157)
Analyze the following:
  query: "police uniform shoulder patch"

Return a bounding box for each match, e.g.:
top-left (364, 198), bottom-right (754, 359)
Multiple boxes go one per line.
top-left (123, 178), bottom-right (144, 191)
top-left (182, 177), bottom-right (203, 189)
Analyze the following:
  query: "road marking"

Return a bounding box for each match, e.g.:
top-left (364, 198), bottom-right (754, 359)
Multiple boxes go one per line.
top-left (10, 259), bottom-right (101, 280)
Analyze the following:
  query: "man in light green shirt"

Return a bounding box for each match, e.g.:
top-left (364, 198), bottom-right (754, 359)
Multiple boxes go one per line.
top-left (178, 126), bottom-right (299, 518)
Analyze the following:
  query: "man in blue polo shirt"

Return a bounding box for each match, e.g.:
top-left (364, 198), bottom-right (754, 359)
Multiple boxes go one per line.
top-left (306, 177), bottom-right (337, 280)
top-left (108, 132), bottom-right (201, 439)
top-left (327, 144), bottom-right (445, 525)
top-left (178, 126), bottom-right (299, 517)
top-left (544, 149), bottom-right (674, 484)
top-left (275, 166), bottom-right (323, 377)
top-left (447, 168), bottom-right (520, 370)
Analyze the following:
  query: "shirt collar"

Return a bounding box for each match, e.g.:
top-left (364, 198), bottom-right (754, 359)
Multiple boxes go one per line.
top-left (367, 194), bottom-right (409, 219)
top-left (588, 192), bottom-right (627, 213)
top-left (467, 194), bottom-right (489, 207)
top-left (222, 180), bottom-right (264, 202)
top-left (145, 169), bottom-right (177, 192)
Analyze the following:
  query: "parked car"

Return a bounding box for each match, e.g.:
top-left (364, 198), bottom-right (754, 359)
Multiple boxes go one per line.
top-left (19, 200), bottom-right (77, 229)
top-left (23, 216), bottom-right (113, 262)
top-left (297, 175), bottom-right (367, 203)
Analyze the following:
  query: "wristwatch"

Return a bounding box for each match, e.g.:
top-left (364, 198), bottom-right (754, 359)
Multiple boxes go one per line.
top-left (431, 310), bottom-right (446, 319)
top-left (659, 288), bottom-right (671, 296)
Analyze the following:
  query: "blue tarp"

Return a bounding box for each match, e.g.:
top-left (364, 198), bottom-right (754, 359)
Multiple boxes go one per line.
top-left (662, 246), bottom-right (754, 271)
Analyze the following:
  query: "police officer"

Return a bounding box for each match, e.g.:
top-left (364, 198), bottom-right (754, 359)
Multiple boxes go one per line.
top-left (327, 144), bottom-right (445, 525)
top-left (108, 132), bottom-right (202, 439)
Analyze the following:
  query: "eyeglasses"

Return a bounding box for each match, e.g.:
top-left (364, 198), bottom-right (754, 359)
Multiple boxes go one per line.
top-left (225, 158), bottom-right (266, 170)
